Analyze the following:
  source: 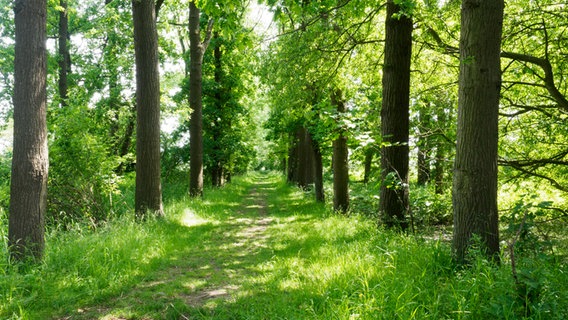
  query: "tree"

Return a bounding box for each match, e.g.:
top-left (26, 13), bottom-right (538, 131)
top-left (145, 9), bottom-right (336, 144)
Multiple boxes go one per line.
top-left (132, 0), bottom-right (164, 217)
top-left (9, 0), bottom-right (48, 261)
top-left (188, 0), bottom-right (213, 197)
top-left (452, 0), bottom-right (504, 263)
top-left (332, 89), bottom-right (349, 212)
top-left (58, 0), bottom-right (70, 106)
top-left (379, 0), bottom-right (413, 230)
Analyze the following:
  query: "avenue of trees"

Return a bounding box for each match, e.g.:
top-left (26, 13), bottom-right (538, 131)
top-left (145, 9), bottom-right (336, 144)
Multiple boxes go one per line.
top-left (0, 0), bottom-right (566, 271)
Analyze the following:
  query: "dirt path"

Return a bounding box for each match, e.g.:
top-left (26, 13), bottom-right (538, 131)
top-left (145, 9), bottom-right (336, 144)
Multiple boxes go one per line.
top-left (62, 177), bottom-right (279, 320)
top-left (181, 179), bottom-right (275, 307)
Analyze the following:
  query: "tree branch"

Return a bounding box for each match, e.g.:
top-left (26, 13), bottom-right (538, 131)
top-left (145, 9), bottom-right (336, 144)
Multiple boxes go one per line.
top-left (501, 51), bottom-right (568, 113)
top-left (498, 157), bottom-right (568, 193)
top-left (201, 19), bottom-right (215, 52)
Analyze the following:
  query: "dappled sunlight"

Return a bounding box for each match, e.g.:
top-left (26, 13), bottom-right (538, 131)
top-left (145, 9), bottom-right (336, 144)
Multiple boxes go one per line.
top-left (180, 208), bottom-right (209, 227)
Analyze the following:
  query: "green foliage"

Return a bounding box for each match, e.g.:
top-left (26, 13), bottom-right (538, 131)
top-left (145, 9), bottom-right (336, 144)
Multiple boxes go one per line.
top-left (410, 184), bottom-right (452, 226)
top-left (48, 99), bottom-right (124, 226)
top-left (0, 152), bottom-right (10, 210)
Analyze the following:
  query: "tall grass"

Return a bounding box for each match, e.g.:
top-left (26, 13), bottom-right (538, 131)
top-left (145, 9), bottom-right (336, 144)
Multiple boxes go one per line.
top-left (0, 172), bottom-right (566, 319)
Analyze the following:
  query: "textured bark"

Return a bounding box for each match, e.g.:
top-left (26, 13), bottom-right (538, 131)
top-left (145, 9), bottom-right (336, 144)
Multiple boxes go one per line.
top-left (188, 1), bottom-right (213, 197)
top-left (379, 0), bottom-right (412, 229)
top-left (132, 0), bottom-right (164, 217)
top-left (453, 0), bottom-right (504, 264)
top-left (9, 0), bottom-right (48, 262)
top-left (57, 0), bottom-right (70, 106)
top-left (332, 90), bottom-right (349, 213)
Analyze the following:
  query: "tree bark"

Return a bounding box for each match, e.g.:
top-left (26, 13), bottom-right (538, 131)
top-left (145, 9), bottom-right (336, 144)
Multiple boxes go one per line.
top-left (132, 0), bottom-right (164, 217)
top-left (58, 0), bottom-right (70, 106)
top-left (188, 1), bottom-right (213, 197)
top-left (332, 90), bottom-right (349, 213)
top-left (379, 0), bottom-right (412, 230)
top-left (9, 0), bottom-right (48, 262)
top-left (452, 0), bottom-right (504, 264)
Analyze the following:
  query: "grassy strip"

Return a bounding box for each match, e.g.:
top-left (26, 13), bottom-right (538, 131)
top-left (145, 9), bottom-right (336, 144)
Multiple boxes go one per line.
top-left (0, 172), bottom-right (566, 319)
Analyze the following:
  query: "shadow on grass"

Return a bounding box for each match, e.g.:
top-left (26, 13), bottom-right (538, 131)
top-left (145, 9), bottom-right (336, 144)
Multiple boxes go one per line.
top-left (48, 172), bottom-right (332, 319)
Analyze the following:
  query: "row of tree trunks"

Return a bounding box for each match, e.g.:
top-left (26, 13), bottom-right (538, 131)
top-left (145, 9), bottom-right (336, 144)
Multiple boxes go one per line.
top-left (286, 125), bottom-right (326, 203)
top-left (287, 127), bottom-right (314, 188)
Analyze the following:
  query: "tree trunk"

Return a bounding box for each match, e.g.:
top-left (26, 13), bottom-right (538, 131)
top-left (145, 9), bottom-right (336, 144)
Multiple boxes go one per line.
top-left (210, 32), bottom-right (223, 188)
top-left (287, 133), bottom-right (299, 184)
top-left (312, 134), bottom-right (324, 202)
top-left (452, 0), bottom-right (504, 264)
top-left (332, 90), bottom-right (349, 213)
top-left (9, 0), bottom-right (48, 262)
top-left (297, 126), bottom-right (314, 189)
top-left (132, 0), bottom-right (164, 217)
top-left (188, 1), bottom-right (213, 197)
top-left (379, 0), bottom-right (412, 230)
top-left (58, 0), bottom-right (70, 106)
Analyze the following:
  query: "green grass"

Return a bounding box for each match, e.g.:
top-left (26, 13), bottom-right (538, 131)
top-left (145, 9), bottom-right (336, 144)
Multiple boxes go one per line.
top-left (0, 172), bottom-right (566, 319)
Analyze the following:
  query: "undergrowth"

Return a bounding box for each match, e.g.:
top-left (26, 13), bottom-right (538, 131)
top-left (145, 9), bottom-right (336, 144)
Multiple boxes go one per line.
top-left (0, 172), bottom-right (566, 319)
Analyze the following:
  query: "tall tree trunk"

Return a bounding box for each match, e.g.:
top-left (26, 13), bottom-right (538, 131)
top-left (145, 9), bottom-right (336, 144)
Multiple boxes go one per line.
top-left (9, 0), bottom-right (48, 262)
top-left (312, 134), bottom-right (324, 202)
top-left (132, 0), bottom-right (164, 217)
top-left (58, 0), bottom-right (70, 106)
top-left (287, 133), bottom-right (299, 184)
top-left (210, 32), bottom-right (223, 188)
top-left (379, 0), bottom-right (412, 230)
top-left (332, 90), bottom-right (349, 213)
top-left (188, 1), bottom-right (213, 197)
top-left (453, 0), bottom-right (504, 264)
